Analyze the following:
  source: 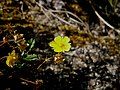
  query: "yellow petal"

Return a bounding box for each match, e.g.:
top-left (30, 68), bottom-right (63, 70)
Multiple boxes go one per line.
top-left (49, 41), bottom-right (57, 47)
top-left (53, 45), bottom-right (63, 52)
top-left (6, 56), bottom-right (14, 68)
top-left (11, 50), bottom-right (15, 56)
top-left (62, 36), bottom-right (70, 43)
top-left (63, 43), bottom-right (71, 51)
top-left (54, 36), bottom-right (62, 43)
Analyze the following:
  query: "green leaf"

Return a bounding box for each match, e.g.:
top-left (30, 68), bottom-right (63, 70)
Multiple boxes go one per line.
top-left (27, 38), bottom-right (35, 51)
top-left (108, 0), bottom-right (118, 8)
top-left (0, 10), bottom-right (3, 14)
top-left (23, 54), bottom-right (38, 61)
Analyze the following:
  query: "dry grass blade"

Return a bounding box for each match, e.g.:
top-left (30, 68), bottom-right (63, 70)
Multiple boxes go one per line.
top-left (35, 1), bottom-right (85, 27)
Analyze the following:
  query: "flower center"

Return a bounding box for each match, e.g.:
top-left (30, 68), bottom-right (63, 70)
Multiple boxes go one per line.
top-left (60, 43), bottom-right (65, 48)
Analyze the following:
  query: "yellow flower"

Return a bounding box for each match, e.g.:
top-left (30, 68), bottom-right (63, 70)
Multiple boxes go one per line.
top-left (49, 36), bottom-right (71, 52)
top-left (6, 50), bottom-right (19, 68)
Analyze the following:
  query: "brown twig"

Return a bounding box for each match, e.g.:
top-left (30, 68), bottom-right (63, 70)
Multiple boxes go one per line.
top-left (20, 78), bottom-right (36, 85)
top-left (37, 57), bottom-right (51, 70)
